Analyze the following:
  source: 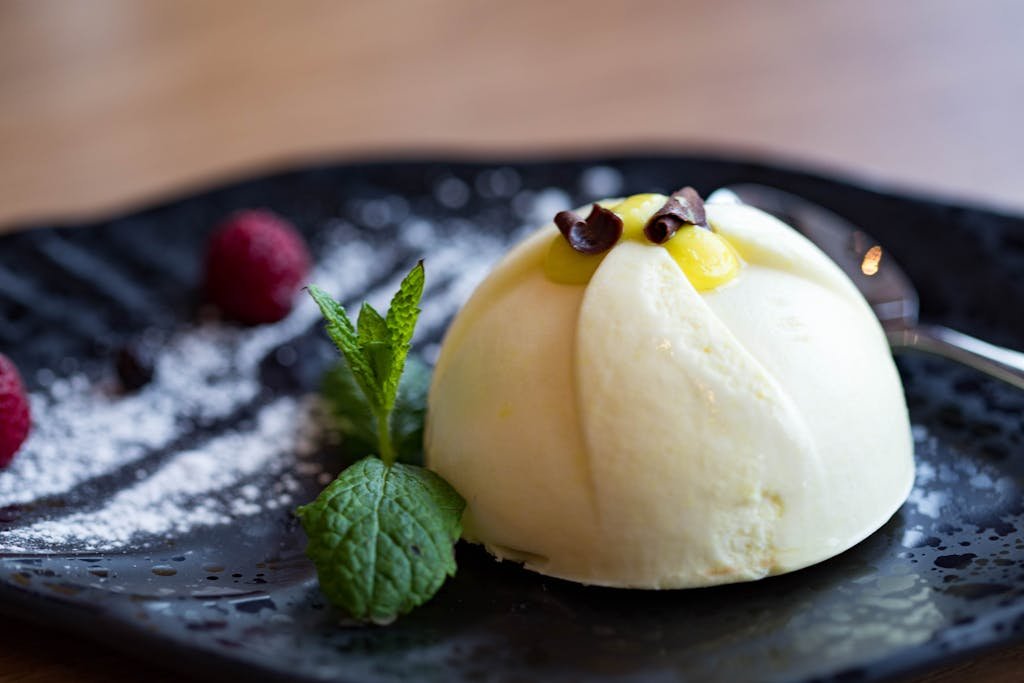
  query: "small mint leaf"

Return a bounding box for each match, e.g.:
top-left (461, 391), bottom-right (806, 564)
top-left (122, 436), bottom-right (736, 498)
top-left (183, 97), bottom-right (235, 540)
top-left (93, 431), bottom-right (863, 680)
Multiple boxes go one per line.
top-left (309, 285), bottom-right (383, 412)
top-left (322, 356), bottom-right (431, 465)
top-left (383, 261), bottom-right (425, 410)
top-left (296, 457), bottom-right (465, 623)
top-left (356, 302), bottom-right (390, 350)
top-left (357, 302), bottom-right (393, 389)
top-left (365, 342), bottom-right (393, 398)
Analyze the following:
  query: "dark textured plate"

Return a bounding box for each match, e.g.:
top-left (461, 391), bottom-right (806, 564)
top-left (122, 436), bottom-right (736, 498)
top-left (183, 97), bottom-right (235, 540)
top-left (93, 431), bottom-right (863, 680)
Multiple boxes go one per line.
top-left (1, 155), bottom-right (1023, 683)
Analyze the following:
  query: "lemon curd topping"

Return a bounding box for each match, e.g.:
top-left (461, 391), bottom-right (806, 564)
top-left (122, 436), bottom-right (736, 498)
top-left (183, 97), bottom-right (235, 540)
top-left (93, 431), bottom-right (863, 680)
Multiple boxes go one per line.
top-left (544, 233), bottom-right (605, 284)
top-left (543, 193), bottom-right (742, 289)
top-left (614, 193), bottom-right (667, 241)
top-left (663, 225), bottom-right (741, 291)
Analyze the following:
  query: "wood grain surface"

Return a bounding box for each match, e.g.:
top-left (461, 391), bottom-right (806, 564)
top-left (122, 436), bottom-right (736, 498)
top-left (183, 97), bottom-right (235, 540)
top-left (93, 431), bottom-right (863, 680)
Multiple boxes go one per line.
top-left (1, 1), bottom-right (1022, 681)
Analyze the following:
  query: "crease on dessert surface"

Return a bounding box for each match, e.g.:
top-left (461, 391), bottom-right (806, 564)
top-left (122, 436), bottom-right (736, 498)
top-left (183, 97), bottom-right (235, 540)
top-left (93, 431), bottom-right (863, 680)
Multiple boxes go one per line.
top-left (575, 241), bottom-right (821, 585)
top-left (709, 203), bottom-right (913, 567)
top-left (512, 222), bottom-right (602, 521)
top-left (708, 203), bottom-right (873, 314)
top-left (427, 222), bottom-right (595, 564)
top-left (502, 242), bottom-right (598, 563)
top-left (564, 266), bottom-right (603, 526)
top-left (514, 224), bottom-right (601, 525)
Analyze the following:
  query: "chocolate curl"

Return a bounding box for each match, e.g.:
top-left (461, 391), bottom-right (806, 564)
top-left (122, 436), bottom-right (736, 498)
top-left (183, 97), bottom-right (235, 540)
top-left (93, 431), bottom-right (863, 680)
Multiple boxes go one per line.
top-left (554, 204), bottom-right (623, 255)
top-left (643, 186), bottom-right (709, 244)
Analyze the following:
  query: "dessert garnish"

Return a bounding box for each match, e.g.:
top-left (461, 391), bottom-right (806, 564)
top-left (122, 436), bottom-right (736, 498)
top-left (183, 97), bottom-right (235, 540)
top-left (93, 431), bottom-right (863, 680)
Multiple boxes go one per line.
top-left (554, 204), bottom-right (623, 254)
top-left (0, 353), bottom-right (30, 468)
top-left (299, 262), bottom-right (465, 623)
top-left (204, 209), bottom-right (311, 324)
top-left (643, 186), bottom-right (708, 244)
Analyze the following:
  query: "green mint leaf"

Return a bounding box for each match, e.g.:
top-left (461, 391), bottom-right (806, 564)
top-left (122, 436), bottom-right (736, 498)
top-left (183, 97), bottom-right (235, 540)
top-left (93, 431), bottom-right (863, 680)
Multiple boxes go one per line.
top-left (308, 285), bottom-right (384, 412)
top-left (296, 457), bottom-right (465, 623)
top-left (382, 261), bottom-right (425, 410)
top-left (357, 301), bottom-right (394, 393)
top-left (322, 355), bottom-right (431, 465)
top-left (357, 301), bottom-right (389, 344)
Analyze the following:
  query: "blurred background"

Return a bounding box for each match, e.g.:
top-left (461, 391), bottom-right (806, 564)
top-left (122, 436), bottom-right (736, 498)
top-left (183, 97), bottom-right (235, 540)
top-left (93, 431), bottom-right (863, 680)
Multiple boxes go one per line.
top-left (2, 2), bottom-right (1024, 682)
top-left (2, 0), bottom-right (1023, 228)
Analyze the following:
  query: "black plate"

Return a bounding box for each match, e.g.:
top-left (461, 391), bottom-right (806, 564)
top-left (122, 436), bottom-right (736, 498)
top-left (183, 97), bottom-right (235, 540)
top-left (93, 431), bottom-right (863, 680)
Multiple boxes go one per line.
top-left (1, 155), bottom-right (1023, 683)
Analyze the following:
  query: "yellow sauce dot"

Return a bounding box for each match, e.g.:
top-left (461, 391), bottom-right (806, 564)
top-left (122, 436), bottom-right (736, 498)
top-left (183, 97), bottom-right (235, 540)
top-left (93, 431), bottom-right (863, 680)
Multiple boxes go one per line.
top-left (544, 234), bottom-right (605, 284)
top-left (663, 226), bottom-right (741, 291)
top-left (612, 193), bottom-right (667, 241)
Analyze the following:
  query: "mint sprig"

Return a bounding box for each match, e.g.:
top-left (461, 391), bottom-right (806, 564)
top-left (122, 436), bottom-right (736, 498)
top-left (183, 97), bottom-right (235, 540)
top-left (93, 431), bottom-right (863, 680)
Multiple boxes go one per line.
top-left (300, 262), bottom-right (465, 622)
top-left (308, 262), bottom-right (424, 464)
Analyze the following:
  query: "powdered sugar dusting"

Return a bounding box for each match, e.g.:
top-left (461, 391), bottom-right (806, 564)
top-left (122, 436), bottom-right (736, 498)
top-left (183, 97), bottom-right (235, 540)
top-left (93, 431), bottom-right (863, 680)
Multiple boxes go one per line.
top-left (0, 207), bottom-right (516, 553)
top-left (7, 397), bottom-right (317, 551)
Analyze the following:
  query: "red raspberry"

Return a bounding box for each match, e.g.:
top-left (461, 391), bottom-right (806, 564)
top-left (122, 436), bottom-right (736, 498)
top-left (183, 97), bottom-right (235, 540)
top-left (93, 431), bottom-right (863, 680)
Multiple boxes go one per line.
top-left (203, 210), bottom-right (312, 324)
top-left (0, 353), bottom-right (30, 468)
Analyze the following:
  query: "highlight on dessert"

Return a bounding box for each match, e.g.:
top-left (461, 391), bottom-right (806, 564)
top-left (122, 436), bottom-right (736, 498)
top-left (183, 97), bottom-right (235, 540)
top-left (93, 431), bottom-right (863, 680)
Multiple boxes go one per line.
top-left (425, 187), bottom-right (915, 589)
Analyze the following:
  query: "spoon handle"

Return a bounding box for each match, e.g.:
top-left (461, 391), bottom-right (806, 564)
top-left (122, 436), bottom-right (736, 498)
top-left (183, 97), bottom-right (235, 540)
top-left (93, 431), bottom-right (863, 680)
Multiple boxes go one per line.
top-left (888, 324), bottom-right (1024, 390)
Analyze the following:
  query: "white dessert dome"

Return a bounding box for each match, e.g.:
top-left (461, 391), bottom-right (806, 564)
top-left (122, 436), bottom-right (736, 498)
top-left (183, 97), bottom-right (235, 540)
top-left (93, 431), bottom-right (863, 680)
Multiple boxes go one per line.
top-left (425, 190), bottom-right (914, 588)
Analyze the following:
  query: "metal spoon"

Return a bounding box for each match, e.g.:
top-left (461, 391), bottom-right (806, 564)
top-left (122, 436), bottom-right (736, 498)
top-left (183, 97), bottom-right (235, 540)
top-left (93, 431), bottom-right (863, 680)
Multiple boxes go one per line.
top-left (707, 184), bottom-right (1024, 390)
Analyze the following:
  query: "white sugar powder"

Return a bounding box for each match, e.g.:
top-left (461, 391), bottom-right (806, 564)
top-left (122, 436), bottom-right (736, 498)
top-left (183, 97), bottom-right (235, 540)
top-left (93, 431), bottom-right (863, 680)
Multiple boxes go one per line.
top-left (10, 397), bottom-right (318, 550)
top-left (0, 203), bottom-right (516, 552)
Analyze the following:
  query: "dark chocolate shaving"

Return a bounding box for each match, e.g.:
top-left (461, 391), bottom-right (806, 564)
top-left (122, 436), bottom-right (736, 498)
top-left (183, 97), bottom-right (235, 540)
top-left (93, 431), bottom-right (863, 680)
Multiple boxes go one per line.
top-left (555, 204), bottom-right (623, 255)
top-left (643, 186), bottom-right (709, 244)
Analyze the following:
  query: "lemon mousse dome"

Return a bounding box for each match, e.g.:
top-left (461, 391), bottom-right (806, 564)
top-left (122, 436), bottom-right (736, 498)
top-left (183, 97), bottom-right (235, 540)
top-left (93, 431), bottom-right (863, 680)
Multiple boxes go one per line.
top-left (425, 188), bottom-right (914, 589)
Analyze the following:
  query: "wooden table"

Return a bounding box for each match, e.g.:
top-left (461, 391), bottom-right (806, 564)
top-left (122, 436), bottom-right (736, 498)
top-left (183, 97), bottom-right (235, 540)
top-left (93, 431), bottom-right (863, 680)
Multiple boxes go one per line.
top-left (1, 1), bottom-right (1022, 680)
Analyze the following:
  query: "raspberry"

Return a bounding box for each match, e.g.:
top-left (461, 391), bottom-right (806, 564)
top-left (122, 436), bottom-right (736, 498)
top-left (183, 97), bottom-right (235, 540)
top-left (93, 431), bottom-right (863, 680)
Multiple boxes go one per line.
top-left (0, 353), bottom-right (31, 468)
top-left (203, 210), bottom-right (311, 324)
